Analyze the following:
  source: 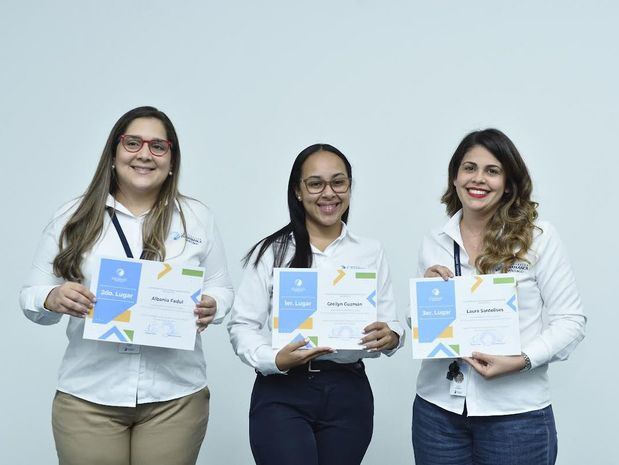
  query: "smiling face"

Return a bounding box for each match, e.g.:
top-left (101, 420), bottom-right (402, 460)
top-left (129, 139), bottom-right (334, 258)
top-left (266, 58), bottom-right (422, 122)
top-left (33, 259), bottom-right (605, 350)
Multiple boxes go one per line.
top-left (296, 150), bottom-right (351, 235)
top-left (454, 145), bottom-right (507, 218)
top-left (114, 117), bottom-right (172, 203)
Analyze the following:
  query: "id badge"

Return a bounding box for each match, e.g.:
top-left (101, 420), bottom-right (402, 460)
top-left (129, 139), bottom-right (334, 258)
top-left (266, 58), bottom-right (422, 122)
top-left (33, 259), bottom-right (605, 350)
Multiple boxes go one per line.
top-left (449, 362), bottom-right (469, 397)
top-left (118, 343), bottom-right (140, 354)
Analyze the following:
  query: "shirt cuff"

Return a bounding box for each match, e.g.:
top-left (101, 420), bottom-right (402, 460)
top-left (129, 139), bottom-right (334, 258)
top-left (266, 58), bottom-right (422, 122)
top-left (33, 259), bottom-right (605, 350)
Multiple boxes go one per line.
top-left (255, 345), bottom-right (288, 376)
top-left (22, 285), bottom-right (63, 325)
top-left (201, 288), bottom-right (233, 325)
top-left (381, 322), bottom-right (405, 356)
top-left (521, 338), bottom-right (551, 369)
top-left (34, 285), bottom-right (59, 311)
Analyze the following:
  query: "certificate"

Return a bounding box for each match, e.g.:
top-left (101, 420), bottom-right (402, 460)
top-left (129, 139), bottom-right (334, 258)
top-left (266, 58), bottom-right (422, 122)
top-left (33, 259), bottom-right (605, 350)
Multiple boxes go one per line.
top-left (410, 274), bottom-right (520, 359)
top-left (84, 257), bottom-right (205, 351)
top-left (272, 267), bottom-right (378, 350)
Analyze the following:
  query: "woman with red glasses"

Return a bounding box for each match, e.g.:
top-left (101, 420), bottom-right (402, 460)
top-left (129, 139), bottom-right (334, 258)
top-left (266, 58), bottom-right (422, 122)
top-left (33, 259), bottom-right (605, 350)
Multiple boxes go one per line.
top-left (20, 106), bottom-right (234, 465)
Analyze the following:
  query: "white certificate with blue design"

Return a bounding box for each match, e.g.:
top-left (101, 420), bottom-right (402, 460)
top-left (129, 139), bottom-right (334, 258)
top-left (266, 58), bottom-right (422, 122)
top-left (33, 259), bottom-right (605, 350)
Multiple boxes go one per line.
top-left (272, 267), bottom-right (377, 350)
top-left (410, 274), bottom-right (521, 359)
top-left (83, 257), bottom-right (205, 350)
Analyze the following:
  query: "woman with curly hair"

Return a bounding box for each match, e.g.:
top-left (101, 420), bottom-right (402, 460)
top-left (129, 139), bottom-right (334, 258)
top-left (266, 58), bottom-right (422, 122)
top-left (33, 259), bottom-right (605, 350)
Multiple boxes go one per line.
top-left (412, 129), bottom-right (586, 465)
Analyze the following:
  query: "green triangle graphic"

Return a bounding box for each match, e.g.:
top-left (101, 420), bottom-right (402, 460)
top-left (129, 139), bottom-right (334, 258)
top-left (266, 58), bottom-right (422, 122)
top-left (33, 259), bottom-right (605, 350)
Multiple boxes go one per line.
top-left (449, 344), bottom-right (460, 354)
top-left (124, 330), bottom-right (134, 341)
top-left (308, 336), bottom-right (318, 347)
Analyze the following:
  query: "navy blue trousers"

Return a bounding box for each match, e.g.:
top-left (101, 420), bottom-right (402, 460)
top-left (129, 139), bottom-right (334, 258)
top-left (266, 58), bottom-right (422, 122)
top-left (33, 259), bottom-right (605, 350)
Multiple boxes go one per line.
top-left (249, 362), bottom-right (374, 465)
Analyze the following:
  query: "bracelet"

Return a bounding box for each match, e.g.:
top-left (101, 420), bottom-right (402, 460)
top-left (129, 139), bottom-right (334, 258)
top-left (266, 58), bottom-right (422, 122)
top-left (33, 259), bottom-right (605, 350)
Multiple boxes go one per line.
top-left (520, 352), bottom-right (532, 372)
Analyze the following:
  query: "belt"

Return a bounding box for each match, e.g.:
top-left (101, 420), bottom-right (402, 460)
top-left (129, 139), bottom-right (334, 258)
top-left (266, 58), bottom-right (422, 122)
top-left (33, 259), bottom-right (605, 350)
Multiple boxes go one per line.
top-left (288, 359), bottom-right (364, 375)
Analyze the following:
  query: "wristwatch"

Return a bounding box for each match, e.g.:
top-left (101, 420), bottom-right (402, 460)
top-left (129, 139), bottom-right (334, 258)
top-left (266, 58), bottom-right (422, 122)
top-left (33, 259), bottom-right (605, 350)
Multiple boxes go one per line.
top-left (520, 352), bottom-right (532, 372)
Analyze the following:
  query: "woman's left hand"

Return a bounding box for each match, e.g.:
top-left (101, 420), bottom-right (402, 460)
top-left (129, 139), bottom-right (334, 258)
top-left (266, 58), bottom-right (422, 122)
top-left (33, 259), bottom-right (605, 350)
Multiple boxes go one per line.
top-left (463, 352), bottom-right (526, 379)
top-left (195, 295), bottom-right (217, 333)
top-left (361, 322), bottom-right (399, 351)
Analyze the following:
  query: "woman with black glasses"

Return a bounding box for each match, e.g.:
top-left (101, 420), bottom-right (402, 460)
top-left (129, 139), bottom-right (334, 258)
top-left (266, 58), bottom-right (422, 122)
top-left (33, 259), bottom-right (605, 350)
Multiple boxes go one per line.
top-left (228, 143), bottom-right (404, 465)
top-left (20, 106), bottom-right (233, 465)
top-left (412, 129), bottom-right (586, 465)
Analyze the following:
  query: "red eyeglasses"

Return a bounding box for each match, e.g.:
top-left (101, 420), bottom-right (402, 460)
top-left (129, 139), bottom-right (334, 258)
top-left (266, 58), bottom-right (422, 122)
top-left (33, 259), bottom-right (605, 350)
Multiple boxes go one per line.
top-left (119, 135), bottom-right (173, 157)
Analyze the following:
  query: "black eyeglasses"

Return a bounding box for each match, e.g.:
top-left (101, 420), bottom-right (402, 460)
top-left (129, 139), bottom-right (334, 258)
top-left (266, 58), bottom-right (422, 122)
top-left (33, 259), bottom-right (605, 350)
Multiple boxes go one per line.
top-left (302, 176), bottom-right (351, 194)
top-left (119, 135), bottom-right (172, 157)
top-left (446, 361), bottom-right (463, 383)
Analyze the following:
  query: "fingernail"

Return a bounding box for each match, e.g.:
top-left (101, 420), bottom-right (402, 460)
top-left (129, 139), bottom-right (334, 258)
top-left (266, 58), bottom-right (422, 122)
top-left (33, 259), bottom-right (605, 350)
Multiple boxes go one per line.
top-left (330, 349), bottom-right (338, 354)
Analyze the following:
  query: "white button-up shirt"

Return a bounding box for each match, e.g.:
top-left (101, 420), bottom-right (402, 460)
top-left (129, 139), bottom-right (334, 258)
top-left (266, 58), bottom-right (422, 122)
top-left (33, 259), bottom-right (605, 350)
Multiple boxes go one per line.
top-left (20, 195), bottom-right (234, 407)
top-left (228, 223), bottom-right (405, 376)
top-left (416, 210), bottom-right (586, 416)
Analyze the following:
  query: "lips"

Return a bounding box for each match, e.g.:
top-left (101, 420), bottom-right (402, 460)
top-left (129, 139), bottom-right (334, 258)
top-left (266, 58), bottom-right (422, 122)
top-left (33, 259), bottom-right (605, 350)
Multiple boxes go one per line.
top-left (467, 188), bottom-right (489, 199)
top-left (318, 203), bottom-right (340, 215)
top-left (131, 166), bottom-right (155, 175)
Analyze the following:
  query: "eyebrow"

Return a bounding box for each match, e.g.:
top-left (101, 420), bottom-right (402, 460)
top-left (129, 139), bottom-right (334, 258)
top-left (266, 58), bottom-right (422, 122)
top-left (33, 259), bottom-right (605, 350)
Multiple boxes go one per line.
top-left (305, 173), bottom-right (347, 179)
top-left (461, 161), bottom-right (503, 169)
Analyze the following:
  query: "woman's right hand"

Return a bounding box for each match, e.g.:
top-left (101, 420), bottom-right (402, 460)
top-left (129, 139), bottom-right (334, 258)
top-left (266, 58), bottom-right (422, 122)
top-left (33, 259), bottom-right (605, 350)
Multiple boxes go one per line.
top-left (275, 339), bottom-right (335, 372)
top-left (424, 265), bottom-right (454, 281)
top-left (44, 282), bottom-right (96, 318)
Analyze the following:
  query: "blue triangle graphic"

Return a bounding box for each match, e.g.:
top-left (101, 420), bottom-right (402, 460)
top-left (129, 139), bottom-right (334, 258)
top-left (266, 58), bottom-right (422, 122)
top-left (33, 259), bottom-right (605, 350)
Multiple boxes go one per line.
top-left (427, 342), bottom-right (456, 358)
top-left (99, 326), bottom-right (128, 342)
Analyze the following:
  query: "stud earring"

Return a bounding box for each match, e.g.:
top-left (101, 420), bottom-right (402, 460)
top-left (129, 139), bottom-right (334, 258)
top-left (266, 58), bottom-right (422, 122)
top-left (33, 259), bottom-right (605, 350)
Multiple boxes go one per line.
top-left (169, 171), bottom-right (173, 176)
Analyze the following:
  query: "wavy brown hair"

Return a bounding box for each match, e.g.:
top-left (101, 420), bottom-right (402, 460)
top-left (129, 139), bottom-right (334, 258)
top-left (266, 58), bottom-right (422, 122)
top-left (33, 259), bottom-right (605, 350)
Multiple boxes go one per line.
top-left (53, 106), bottom-right (186, 282)
top-left (441, 128), bottom-right (539, 274)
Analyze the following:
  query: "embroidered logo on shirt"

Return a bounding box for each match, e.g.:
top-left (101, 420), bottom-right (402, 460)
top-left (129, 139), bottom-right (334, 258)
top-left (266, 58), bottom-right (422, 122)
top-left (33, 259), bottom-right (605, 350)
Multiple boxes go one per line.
top-left (494, 262), bottom-right (529, 273)
top-left (170, 231), bottom-right (203, 245)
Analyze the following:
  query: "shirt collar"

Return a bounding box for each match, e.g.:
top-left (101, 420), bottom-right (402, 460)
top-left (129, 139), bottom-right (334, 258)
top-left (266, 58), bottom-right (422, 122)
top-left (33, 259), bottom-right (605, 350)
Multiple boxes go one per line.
top-left (310, 222), bottom-right (354, 255)
top-left (289, 221), bottom-right (352, 247)
top-left (105, 193), bottom-right (180, 218)
top-left (441, 209), bottom-right (465, 249)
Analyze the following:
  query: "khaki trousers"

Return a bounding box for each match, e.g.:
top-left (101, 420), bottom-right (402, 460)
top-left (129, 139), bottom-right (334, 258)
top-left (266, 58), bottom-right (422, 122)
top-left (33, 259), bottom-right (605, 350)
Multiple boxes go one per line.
top-left (52, 388), bottom-right (210, 465)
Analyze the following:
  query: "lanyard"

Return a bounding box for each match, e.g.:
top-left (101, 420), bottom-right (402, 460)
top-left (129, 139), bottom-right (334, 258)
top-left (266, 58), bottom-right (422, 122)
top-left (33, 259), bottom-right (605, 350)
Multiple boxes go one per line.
top-left (453, 241), bottom-right (462, 277)
top-left (107, 208), bottom-right (146, 260)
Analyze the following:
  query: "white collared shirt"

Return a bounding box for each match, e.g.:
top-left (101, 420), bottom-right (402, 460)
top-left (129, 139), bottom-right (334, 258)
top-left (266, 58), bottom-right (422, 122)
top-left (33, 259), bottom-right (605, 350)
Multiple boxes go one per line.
top-left (416, 210), bottom-right (586, 416)
top-left (228, 223), bottom-right (405, 376)
top-left (20, 194), bottom-right (234, 407)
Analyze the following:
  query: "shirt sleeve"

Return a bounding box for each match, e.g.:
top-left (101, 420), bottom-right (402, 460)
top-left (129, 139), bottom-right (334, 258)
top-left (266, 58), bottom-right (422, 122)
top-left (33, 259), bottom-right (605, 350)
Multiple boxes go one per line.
top-left (521, 223), bottom-right (586, 369)
top-left (377, 245), bottom-right (405, 355)
top-left (227, 248), bottom-right (286, 376)
top-left (200, 218), bottom-right (235, 325)
top-left (19, 218), bottom-right (64, 325)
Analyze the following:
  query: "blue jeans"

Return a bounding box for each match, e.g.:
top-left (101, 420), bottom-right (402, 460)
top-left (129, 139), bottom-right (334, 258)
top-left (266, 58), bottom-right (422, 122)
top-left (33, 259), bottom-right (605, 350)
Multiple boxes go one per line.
top-left (412, 395), bottom-right (558, 465)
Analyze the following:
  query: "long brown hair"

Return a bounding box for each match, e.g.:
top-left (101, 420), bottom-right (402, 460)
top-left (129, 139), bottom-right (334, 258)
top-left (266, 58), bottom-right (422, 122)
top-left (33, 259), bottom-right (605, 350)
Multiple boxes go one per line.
top-left (441, 128), bottom-right (539, 274)
top-left (53, 106), bottom-right (186, 281)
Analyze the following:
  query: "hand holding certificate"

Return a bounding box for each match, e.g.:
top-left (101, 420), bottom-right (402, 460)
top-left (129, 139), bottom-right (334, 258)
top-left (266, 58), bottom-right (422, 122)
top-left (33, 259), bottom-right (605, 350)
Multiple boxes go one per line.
top-left (410, 274), bottom-right (521, 359)
top-left (84, 257), bottom-right (205, 350)
top-left (272, 267), bottom-right (378, 350)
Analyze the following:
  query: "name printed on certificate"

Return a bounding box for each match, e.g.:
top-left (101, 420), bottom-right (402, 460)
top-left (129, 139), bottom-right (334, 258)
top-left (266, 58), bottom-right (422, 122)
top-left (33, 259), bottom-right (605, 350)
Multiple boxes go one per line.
top-left (272, 267), bottom-right (378, 350)
top-left (84, 256), bottom-right (205, 351)
top-left (410, 274), bottom-right (521, 359)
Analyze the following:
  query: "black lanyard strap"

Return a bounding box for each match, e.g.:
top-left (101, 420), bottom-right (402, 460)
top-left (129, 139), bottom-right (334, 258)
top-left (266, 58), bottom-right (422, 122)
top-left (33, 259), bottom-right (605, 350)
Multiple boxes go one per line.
top-left (107, 208), bottom-right (145, 259)
top-left (453, 241), bottom-right (462, 277)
